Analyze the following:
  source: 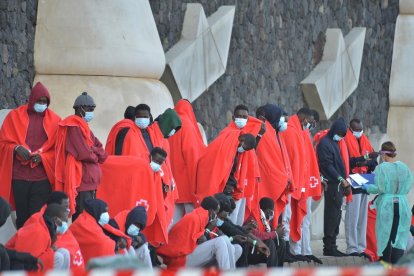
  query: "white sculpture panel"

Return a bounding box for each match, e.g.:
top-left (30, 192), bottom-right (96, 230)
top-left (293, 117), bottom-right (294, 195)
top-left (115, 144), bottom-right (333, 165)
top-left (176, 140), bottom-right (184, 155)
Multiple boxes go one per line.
top-left (34, 0), bottom-right (165, 79)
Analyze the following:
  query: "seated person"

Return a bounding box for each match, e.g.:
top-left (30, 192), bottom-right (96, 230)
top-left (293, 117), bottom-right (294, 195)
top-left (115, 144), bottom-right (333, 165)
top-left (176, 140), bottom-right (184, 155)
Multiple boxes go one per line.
top-left (157, 196), bottom-right (240, 270)
top-left (0, 197), bottom-right (40, 271)
top-left (244, 197), bottom-right (286, 267)
top-left (110, 206), bottom-right (152, 269)
top-left (215, 194), bottom-right (274, 267)
top-left (70, 199), bottom-right (117, 264)
top-left (6, 203), bottom-right (70, 270)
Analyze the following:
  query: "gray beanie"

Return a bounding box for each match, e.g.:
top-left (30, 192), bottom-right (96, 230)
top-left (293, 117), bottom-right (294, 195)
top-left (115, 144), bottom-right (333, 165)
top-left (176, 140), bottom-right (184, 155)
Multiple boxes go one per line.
top-left (73, 92), bottom-right (96, 108)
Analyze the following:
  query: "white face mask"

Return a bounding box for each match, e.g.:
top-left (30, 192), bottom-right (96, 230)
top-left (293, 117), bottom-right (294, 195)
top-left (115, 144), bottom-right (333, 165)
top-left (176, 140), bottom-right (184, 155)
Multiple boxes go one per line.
top-left (98, 212), bottom-right (110, 226)
top-left (34, 103), bottom-right (47, 113)
top-left (127, 224), bottom-right (140, 237)
top-left (352, 130), bottom-right (363, 139)
top-left (278, 117), bottom-right (288, 132)
top-left (168, 129), bottom-right (176, 137)
top-left (237, 145), bottom-right (245, 153)
top-left (234, 118), bottom-right (248, 129)
top-left (135, 118), bottom-right (150, 129)
top-left (56, 221), bottom-right (69, 234)
top-left (150, 161), bottom-right (161, 172)
top-left (303, 122), bottom-right (311, 130)
top-left (333, 134), bottom-right (343, 142)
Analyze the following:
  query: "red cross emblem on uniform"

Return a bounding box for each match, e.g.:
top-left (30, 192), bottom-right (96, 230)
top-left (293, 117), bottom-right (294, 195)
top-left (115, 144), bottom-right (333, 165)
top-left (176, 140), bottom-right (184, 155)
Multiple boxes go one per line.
top-left (136, 199), bottom-right (149, 211)
top-left (310, 176), bottom-right (319, 188)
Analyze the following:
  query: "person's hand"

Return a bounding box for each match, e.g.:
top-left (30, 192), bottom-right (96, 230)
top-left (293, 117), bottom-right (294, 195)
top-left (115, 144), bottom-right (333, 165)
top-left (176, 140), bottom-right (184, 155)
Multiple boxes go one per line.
top-left (361, 184), bottom-right (369, 191)
top-left (232, 235), bottom-right (247, 244)
top-left (15, 145), bottom-right (31, 160)
top-left (207, 219), bottom-right (217, 230)
top-left (197, 235), bottom-right (207, 245)
top-left (31, 153), bottom-right (42, 164)
top-left (132, 236), bottom-right (144, 248)
top-left (37, 258), bottom-right (44, 271)
top-left (259, 122), bottom-right (266, 136)
top-left (369, 152), bottom-right (379, 159)
top-left (243, 220), bottom-right (257, 232)
top-left (256, 241), bottom-right (270, 257)
top-left (276, 224), bottom-right (285, 237)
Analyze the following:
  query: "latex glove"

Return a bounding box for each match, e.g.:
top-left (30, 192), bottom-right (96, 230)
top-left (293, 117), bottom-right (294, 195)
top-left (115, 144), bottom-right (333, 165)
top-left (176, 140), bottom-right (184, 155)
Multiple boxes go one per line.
top-left (361, 184), bottom-right (369, 191)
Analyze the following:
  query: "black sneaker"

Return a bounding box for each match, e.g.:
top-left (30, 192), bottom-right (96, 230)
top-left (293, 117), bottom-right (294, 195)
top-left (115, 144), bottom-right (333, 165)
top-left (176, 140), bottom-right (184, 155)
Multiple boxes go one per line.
top-left (306, 254), bottom-right (323, 264)
top-left (295, 255), bottom-right (312, 262)
top-left (323, 249), bottom-right (344, 257)
top-left (335, 249), bottom-right (348, 257)
top-left (348, 252), bottom-right (360, 257)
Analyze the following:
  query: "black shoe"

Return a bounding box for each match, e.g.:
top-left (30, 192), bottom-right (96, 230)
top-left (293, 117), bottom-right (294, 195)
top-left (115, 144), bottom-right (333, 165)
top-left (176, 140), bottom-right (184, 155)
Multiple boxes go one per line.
top-left (306, 255), bottom-right (323, 264)
top-left (359, 252), bottom-right (373, 261)
top-left (294, 255), bottom-right (311, 262)
top-left (323, 249), bottom-right (344, 257)
top-left (335, 249), bottom-right (348, 257)
top-left (348, 252), bottom-right (360, 257)
top-left (284, 241), bottom-right (298, 263)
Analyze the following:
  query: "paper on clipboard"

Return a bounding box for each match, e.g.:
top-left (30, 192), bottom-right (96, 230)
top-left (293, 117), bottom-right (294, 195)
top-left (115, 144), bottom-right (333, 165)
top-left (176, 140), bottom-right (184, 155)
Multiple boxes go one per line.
top-left (349, 174), bottom-right (369, 186)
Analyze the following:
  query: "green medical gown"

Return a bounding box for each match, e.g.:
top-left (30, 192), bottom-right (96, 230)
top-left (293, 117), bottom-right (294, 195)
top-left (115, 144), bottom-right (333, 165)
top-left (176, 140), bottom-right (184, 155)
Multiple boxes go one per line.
top-left (367, 161), bottom-right (413, 256)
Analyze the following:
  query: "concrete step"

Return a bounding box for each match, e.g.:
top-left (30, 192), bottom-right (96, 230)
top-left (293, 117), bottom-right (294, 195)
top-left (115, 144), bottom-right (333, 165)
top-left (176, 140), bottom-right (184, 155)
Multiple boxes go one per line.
top-left (284, 255), bottom-right (370, 268)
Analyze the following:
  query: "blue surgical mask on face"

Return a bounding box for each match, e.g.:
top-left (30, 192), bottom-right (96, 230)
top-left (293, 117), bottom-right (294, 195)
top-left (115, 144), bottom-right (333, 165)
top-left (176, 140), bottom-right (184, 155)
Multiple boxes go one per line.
top-left (168, 129), bottom-right (176, 137)
top-left (135, 118), bottom-right (150, 129)
top-left (98, 212), bottom-right (110, 226)
top-left (34, 103), bottom-right (47, 113)
top-left (333, 134), bottom-right (343, 142)
top-left (127, 224), bottom-right (140, 237)
top-left (234, 118), bottom-right (247, 129)
top-left (237, 145), bottom-right (245, 153)
top-left (150, 161), bottom-right (161, 172)
top-left (352, 130), bottom-right (363, 139)
top-left (83, 111), bottom-right (94, 123)
top-left (56, 221), bottom-right (68, 234)
top-left (303, 122), bottom-right (311, 130)
top-left (217, 218), bottom-right (224, 227)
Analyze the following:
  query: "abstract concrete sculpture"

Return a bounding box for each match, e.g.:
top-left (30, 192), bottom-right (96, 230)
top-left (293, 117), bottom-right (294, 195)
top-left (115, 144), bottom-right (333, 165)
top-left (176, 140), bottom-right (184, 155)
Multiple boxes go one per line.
top-left (33, 0), bottom-right (174, 143)
top-left (161, 4), bottom-right (235, 103)
top-left (387, 0), bottom-right (414, 203)
top-left (300, 28), bottom-right (366, 120)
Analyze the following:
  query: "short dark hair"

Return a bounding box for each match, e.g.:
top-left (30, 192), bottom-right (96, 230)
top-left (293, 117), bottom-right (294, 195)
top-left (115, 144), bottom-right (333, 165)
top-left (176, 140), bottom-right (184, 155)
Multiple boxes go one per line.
top-left (256, 106), bottom-right (266, 118)
top-left (311, 109), bottom-right (320, 122)
top-left (259, 197), bottom-right (275, 211)
top-left (135, 104), bottom-right (151, 113)
top-left (229, 198), bottom-right (236, 210)
top-left (47, 192), bottom-right (68, 206)
top-left (350, 118), bottom-right (361, 126)
top-left (214, 193), bottom-right (231, 213)
top-left (234, 104), bottom-right (249, 114)
top-left (240, 133), bottom-right (256, 149)
top-left (44, 203), bottom-right (66, 218)
top-left (150, 147), bottom-right (167, 158)
top-left (124, 106), bottom-right (136, 120)
top-left (201, 196), bottom-right (219, 211)
top-left (297, 107), bottom-right (312, 117)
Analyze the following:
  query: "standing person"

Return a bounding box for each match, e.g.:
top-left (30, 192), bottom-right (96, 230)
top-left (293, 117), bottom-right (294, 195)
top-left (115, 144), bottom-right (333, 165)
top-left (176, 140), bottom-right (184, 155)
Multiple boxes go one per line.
top-left (362, 142), bottom-right (413, 264)
top-left (169, 99), bottom-right (206, 225)
top-left (317, 118), bottom-right (351, 256)
top-left (0, 82), bottom-right (61, 229)
top-left (344, 119), bottom-right (378, 257)
top-left (55, 92), bottom-right (108, 220)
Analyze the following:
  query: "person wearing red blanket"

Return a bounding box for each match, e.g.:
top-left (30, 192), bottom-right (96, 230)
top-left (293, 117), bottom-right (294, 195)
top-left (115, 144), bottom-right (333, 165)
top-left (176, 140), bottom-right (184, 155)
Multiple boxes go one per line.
top-left (365, 198), bottom-right (379, 262)
top-left (279, 108), bottom-right (312, 261)
top-left (316, 118), bottom-right (351, 257)
top-left (110, 206), bottom-right (152, 269)
top-left (195, 131), bottom-right (257, 226)
top-left (169, 99), bottom-right (206, 225)
top-left (69, 199), bottom-right (116, 264)
top-left (343, 119), bottom-right (378, 257)
top-left (54, 92), bottom-right (108, 221)
top-left (158, 196), bottom-right (239, 270)
top-left (0, 82), bottom-right (61, 229)
top-left (6, 204), bottom-right (70, 270)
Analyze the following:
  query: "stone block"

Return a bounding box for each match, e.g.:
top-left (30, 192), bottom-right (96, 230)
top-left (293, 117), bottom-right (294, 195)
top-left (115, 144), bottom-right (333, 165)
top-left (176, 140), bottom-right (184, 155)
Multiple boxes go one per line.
top-left (400, 0), bottom-right (414, 14)
top-left (389, 15), bottom-right (414, 106)
top-left (34, 0), bottom-right (165, 79)
top-left (0, 109), bottom-right (11, 127)
top-left (161, 4), bottom-right (235, 103)
top-left (34, 75), bottom-right (174, 145)
top-left (300, 28), bottom-right (366, 120)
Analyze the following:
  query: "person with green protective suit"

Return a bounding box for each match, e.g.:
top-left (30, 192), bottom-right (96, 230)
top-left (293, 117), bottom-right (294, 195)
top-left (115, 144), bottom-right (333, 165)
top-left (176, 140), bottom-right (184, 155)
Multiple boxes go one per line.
top-left (362, 141), bottom-right (413, 264)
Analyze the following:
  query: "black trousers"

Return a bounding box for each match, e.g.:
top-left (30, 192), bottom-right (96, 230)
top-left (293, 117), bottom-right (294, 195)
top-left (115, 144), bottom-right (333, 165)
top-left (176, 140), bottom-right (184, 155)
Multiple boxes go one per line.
top-left (380, 202), bottom-right (405, 264)
top-left (0, 245), bottom-right (10, 272)
top-left (72, 190), bottom-right (96, 221)
top-left (12, 179), bottom-right (51, 229)
top-left (247, 238), bottom-right (283, 267)
top-left (323, 184), bottom-right (342, 251)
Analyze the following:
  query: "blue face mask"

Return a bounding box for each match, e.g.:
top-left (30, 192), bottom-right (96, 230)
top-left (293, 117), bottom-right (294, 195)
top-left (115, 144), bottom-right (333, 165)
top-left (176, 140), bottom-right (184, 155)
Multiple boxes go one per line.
top-left (135, 118), bottom-right (150, 129)
top-left (83, 111), bottom-right (94, 123)
top-left (150, 161), bottom-right (161, 172)
top-left (34, 103), bottom-right (47, 113)
top-left (234, 118), bottom-right (247, 129)
top-left (333, 134), bottom-right (343, 142)
top-left (127, 224), bottom-right (140, 237)
top-left (237, 145), bottom-right (245, 153)
top-left (98, 212), bottom-right (110, 226)
top-left (168, 129), bottom-right (176, 137)
top-left (56, 221), bottom-right (68, 234)
top-left (217, 218), bottom-right (224, 227)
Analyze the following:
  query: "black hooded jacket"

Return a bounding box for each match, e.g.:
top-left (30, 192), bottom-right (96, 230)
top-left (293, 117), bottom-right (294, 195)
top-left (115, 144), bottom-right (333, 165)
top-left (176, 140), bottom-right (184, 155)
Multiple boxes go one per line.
top-left (317, 118), bottom-right (347, 183)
